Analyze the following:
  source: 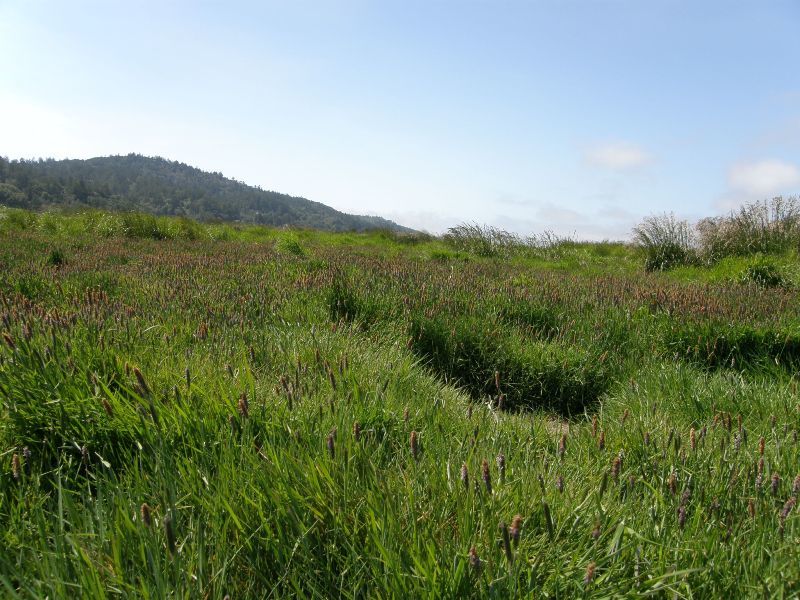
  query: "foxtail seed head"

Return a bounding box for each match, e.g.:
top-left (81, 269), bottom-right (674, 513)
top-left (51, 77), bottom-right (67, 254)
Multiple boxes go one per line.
top-left (499, 521), bottom-right (513, 565)
top-left (469, 547), bottom-right (482, 572)
top-left (11, 453), bottom-right (20, 481)
top-left (140, 503), bottom-right (152, 527)
top-left (237, 393), bottom-right (249, 419)
top-left (481, 459), bottom-right (492, 494)
top-left (510, 514), bottom-right (523, 546)
top-left (584, 562), bottom-right (596, 585)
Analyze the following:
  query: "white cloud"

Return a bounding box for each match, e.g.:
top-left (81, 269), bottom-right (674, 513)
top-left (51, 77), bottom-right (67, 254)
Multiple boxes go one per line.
top-left (585, 141), bottom-right (651, 171)
top-left (727, 159), bottom-right (800, 196)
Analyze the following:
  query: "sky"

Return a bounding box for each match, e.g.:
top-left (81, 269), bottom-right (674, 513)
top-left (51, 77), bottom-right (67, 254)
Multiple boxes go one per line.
top-left (1, 0), bottom-right (799, 238)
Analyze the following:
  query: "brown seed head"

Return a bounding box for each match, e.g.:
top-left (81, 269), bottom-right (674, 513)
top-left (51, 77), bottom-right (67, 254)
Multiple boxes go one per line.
top-left (481, 459), bottom-right (492, 494)
top-left (793, 474), bottom-right (800, 495)
top-left (237, 393), bottom-right (249, 419)
top-left (598, 430), bottom-right (605, 451)
top-left (584, 561), bottom-right (596, 585)
top-left (101, 398), bottom-right (114, 418)
top-left (133, 367), bottom-right (150, 396)
top-left (2, 332), bottom-right (15, 350)
top-left (780, 496), bottom-right (796, 521)
top-left (468, 546), bottom-right (482, 571)
top-left (510, 514), bottom-right (523, 546)
top-left (499, 521), bottom-right (513, 564)
top-left (678, 505), bottom-right (687, 529)
top-left (758, 436), bottom-right (765, 456)
top-left (352, 421), bottom-right (361, 442)
top-left (668, 472), bottom-right (677, 496)
top-left (460, 462), bottom-right (469, 490)
top-left (771, 473), bottom-right (780, 496)
top-left (410, 430), bottom-right (419, 460)
top-left (11, 453), bottom-right (21, 481)
top-left (748, 498), bottom-right (756, 518)
top-left (326, 431), bottom-right (335, 459)
top-left (611, 454), bottom-right (622, 482)
top-left (140, 503), bottom-right (152, 527)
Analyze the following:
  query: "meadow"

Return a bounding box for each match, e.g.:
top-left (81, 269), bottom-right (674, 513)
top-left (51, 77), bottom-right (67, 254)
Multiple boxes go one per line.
top-left (1, 207), bottom-right (799, 598)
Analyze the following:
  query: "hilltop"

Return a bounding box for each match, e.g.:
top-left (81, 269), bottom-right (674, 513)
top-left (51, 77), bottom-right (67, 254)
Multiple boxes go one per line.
top-left (0, 154), bottom-right (413, 232)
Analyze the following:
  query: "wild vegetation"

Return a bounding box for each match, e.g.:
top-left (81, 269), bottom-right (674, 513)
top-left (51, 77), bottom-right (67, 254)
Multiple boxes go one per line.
top-left (633, 196), bottom-right (800, 276)
top-left (1, 206), bottom-right (799, 597)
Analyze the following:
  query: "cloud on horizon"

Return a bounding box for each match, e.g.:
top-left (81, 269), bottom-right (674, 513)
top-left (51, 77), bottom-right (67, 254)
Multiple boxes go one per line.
top-left (727, 159), bottom-right (800, 196)
top-left (584, 141), bottom-right (652, 171)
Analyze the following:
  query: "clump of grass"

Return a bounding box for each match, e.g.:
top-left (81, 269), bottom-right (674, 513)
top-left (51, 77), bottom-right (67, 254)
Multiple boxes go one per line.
top-left (662, 321), bottom-right (800, 372)
top-left (276, 232), bottom-right (306, 256)
top-left (443, 222), bottom-right (523, 257)
top-left (739, 258), bottom-right (787, 288)
top-left (45, 247), bottom-right (66, 267)
top-left (697, 196), bottom-right (800, 260)
top-left (632, 213), bottom-right (696, 271)
top-left (409, 313), bottom-right (609, 414)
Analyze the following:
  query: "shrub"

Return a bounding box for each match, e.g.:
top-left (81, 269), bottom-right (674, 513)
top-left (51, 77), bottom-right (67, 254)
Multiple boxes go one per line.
top-left (632, 213), bottom-right (696, 271)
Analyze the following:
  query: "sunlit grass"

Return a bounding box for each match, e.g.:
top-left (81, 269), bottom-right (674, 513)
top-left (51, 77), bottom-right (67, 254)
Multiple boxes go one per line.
top-left (0, 209), bottom-right (798, 597)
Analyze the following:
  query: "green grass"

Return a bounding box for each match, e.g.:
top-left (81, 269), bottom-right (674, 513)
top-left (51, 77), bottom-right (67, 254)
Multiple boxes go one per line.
top-left (1, 208), bottom-right (799, 597)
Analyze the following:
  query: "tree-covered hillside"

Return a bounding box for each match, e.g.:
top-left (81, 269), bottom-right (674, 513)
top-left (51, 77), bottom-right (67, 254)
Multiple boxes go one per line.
top-left (0, 154), bottom-right (412, 232)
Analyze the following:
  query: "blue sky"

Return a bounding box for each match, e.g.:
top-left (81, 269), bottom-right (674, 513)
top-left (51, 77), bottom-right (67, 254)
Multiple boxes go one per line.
top-left (1, 0), bottom-right (799, 238)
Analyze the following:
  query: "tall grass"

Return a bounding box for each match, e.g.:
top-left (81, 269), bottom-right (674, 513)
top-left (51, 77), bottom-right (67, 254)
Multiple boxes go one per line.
top-left (0, 208), bottom-right (799, 596)
top-left (697, 196), bottom-right (800, 260)
top-left (632, 213), bottom-right (696, 271)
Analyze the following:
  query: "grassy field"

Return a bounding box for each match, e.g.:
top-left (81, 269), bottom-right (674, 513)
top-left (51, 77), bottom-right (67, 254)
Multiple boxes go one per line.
top-left (1, 208), bottom-right (799, 597)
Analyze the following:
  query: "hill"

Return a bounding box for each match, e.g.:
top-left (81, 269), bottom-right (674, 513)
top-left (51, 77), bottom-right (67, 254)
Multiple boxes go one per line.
top-left (0, 154), bottom-right (413, 232)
